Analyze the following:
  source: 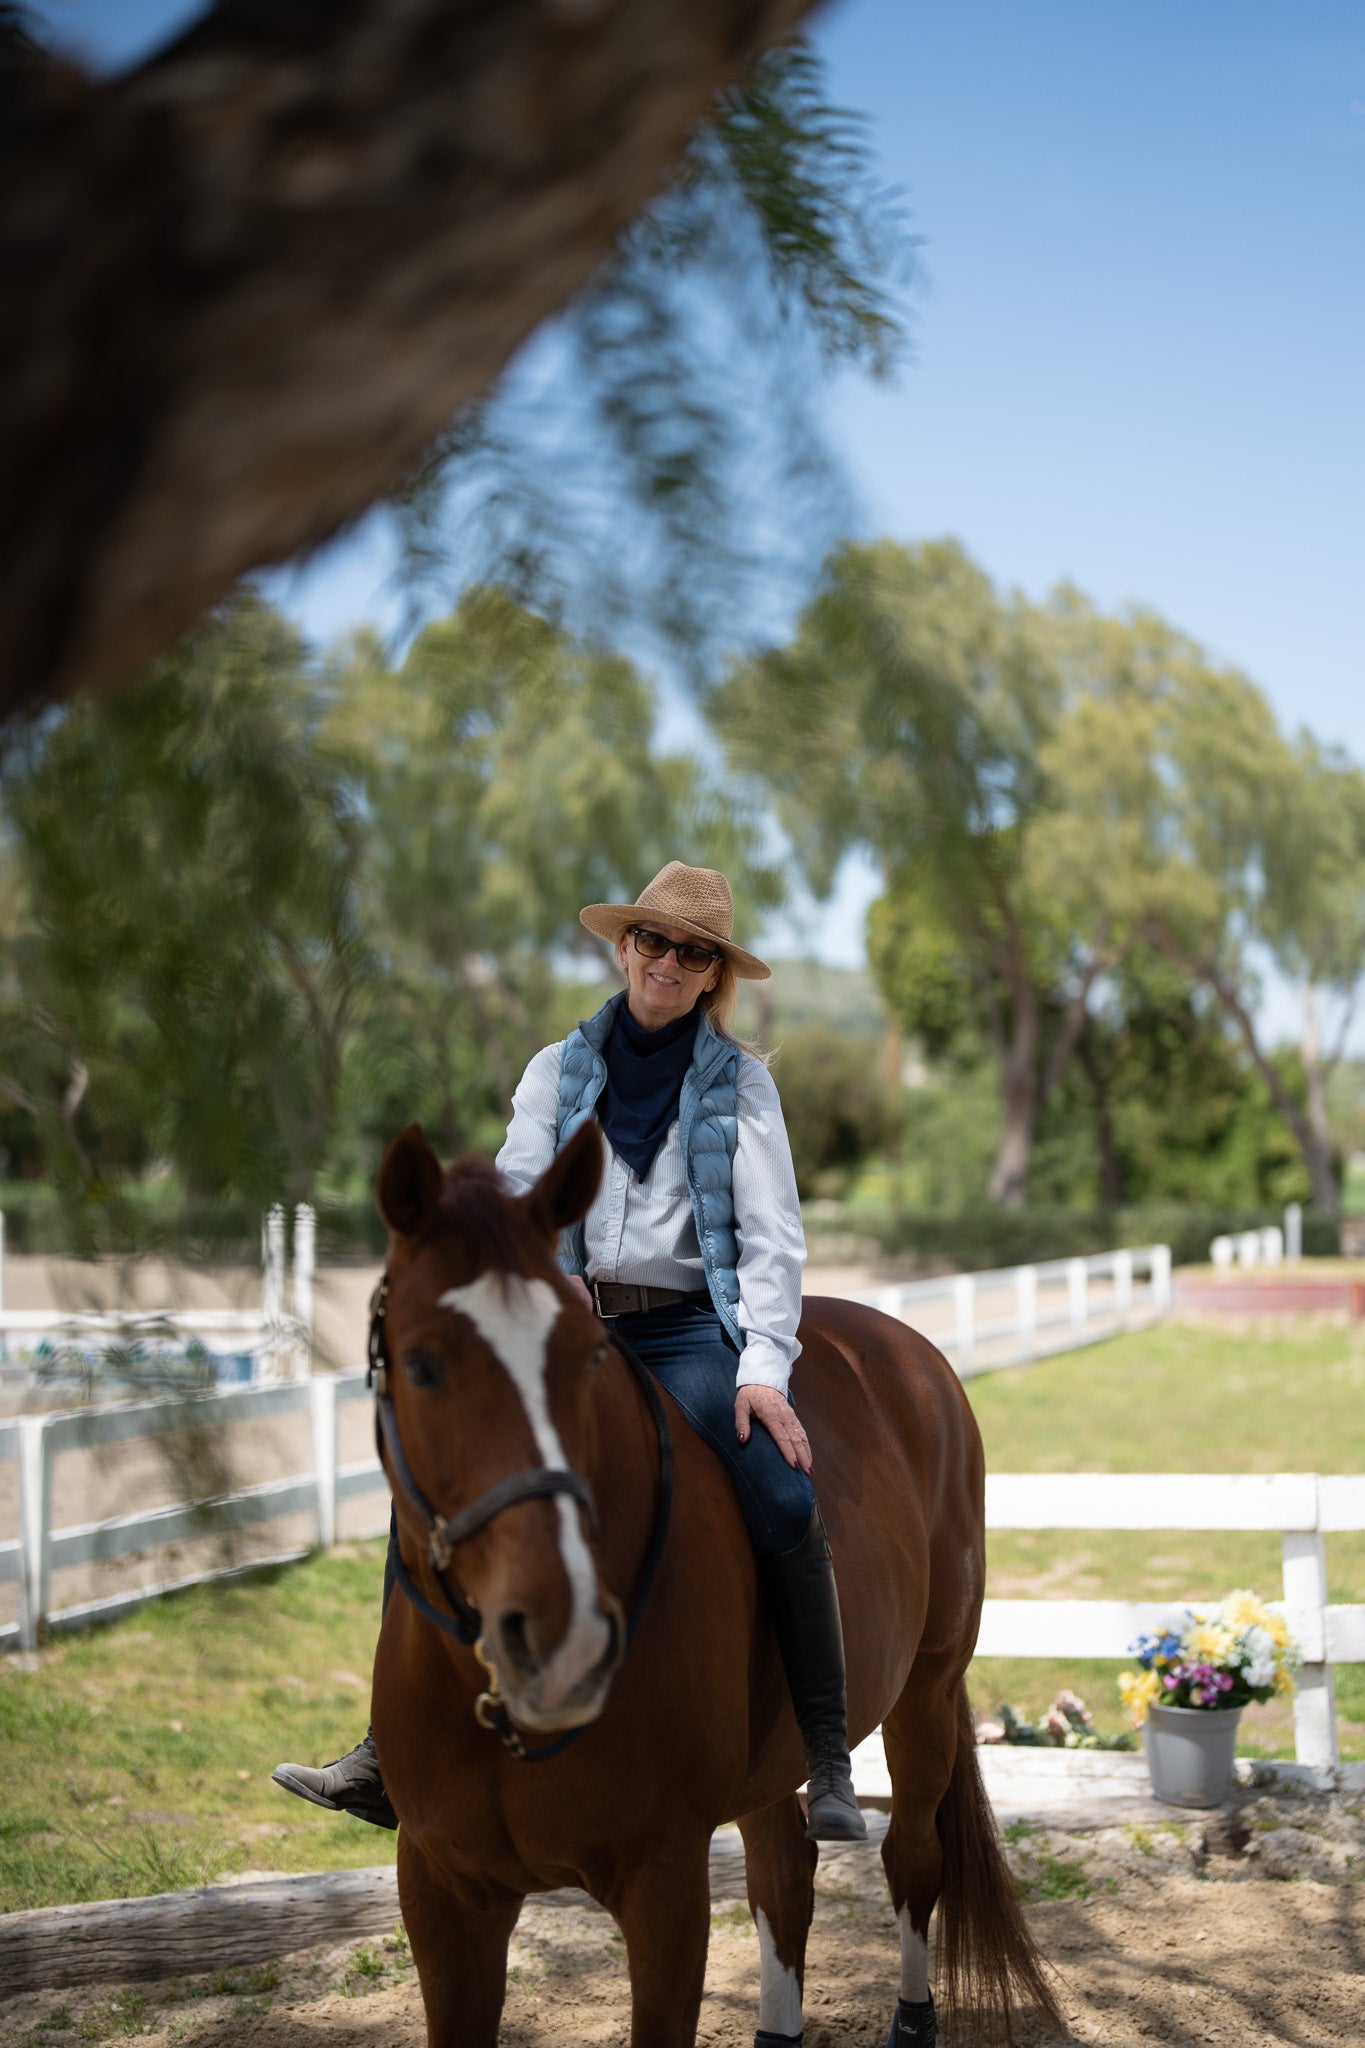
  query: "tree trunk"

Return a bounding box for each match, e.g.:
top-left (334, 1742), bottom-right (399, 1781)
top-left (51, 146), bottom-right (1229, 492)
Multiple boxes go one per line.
top-left (988, 986), bottom-right (1040, 1209)
top-left (1301, 984), bottom-right (1339, 1208)
top-left (1155, 931), bottom-right (1340, 1214)
top-left (1078, 1028), bottom-right (1123, 1205)
top-left (1, 0), bottom-right (815, 719)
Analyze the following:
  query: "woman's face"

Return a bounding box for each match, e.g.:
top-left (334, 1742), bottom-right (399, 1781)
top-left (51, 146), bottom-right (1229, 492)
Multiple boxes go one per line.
top-left (617, 920), bottom-right (721, 1032)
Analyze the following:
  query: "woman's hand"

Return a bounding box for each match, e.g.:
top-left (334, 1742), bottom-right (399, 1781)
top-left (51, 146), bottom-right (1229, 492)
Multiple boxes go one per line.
top-left (735, 1383), bottom-right (812, 1473)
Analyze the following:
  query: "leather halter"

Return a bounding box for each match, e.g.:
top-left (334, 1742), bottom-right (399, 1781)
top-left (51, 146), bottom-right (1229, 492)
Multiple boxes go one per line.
top-left (366, 1271), bottom-right (673, 1762)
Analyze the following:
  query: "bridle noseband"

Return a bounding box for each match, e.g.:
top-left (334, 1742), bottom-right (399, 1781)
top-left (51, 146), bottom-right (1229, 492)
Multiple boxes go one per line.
top-left (367, 1271), bottom-right (673, 1762)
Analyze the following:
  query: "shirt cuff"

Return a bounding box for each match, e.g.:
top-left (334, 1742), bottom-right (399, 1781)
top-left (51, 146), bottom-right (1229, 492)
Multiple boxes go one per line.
top-left (734, 1337), bottom-right (792, 1397)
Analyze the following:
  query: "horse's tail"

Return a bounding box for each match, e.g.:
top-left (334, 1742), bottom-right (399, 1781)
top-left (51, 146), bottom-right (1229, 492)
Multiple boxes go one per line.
top-left (936, 1683), bottom-right (1065, 2046)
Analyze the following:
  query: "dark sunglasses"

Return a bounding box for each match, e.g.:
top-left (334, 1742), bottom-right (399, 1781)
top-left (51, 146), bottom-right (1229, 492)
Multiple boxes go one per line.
top-left (628, 926), bottom-right (721, 975)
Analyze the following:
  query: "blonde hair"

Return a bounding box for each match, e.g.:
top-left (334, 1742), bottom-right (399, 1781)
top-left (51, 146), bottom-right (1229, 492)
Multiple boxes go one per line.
top-left (700, 956), bottom-right (738, 1036)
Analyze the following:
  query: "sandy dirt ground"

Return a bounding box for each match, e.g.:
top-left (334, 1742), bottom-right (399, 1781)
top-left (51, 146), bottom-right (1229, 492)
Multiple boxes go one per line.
top-left (2, 1792), bottom-right (1362, 2048)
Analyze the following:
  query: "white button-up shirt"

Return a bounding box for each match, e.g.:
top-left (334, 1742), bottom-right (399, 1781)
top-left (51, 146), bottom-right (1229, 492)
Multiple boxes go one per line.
top-left (495, 1039), bottom-right (806, 1395)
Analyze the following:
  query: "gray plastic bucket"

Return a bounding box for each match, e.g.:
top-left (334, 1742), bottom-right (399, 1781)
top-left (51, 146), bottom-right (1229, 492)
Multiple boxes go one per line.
top-left (1143, 1702), bottom-right (1243, 1808)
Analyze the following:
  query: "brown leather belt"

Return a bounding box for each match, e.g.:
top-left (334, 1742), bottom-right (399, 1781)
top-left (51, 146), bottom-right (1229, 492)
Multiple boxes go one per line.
top-left (591, 1281), bottom-right (709, 1319)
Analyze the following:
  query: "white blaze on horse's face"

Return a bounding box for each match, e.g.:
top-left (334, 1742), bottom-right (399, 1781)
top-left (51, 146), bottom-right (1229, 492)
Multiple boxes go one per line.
top-left (438, 1272), bottom-right (613, 1726)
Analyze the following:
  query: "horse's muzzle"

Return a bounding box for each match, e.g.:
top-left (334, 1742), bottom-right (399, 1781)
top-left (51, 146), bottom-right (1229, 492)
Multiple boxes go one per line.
top-left (483, 1593), bottom-right (625, 1733)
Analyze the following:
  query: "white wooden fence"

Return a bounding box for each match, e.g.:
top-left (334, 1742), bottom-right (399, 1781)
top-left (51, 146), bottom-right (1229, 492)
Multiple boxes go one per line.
top-left (1, 1371), bottom-right (386, 1652)
top-left (858, 1243), bottom-right (1172, 1375)
top-left (5, 1371), bottom-right (1363, 1768)
top-left (978, 1472), bottom-right (1365, 1768)
top-left (0, 1204), bottom-right (316, 1387)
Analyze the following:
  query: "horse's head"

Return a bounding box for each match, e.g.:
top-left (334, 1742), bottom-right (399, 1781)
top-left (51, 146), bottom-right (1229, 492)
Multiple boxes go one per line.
top-left (375, 1120), bottom-right (623, 1733)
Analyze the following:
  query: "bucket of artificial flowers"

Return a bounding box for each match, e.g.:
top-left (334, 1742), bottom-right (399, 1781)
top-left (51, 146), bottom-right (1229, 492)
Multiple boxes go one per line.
top-left (1118, 1590), bottom-right (1299, 1808)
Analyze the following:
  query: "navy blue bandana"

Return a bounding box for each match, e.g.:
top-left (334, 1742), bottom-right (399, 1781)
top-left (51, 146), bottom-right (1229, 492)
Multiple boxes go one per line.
top-left (598, 1000), bottom-right (697, 1179)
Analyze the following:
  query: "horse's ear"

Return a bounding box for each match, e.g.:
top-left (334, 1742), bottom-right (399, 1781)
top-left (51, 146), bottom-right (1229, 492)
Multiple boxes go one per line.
top-left (376, 1124), bottom-right (444, 1241)
top-left (525, 1123), bottom-right (603, 1241)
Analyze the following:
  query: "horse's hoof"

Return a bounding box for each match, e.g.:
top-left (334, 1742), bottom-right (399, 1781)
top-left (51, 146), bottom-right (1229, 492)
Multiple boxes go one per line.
top-left (755, 2032), bottom-right (802, 2048)
top-left (885, 1995), bottom-right (936, 2048)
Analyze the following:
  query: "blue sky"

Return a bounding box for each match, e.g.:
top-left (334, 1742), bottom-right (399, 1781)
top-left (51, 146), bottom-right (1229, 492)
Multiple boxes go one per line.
top-left (33, 2), bottom-right (1365, 1013)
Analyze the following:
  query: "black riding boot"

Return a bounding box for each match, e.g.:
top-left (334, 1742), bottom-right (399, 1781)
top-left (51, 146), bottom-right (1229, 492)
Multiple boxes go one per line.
top-left (760, 1505), bottom-right (868, 1843)
top-left (271, 1517), bottom-right (399, 1831)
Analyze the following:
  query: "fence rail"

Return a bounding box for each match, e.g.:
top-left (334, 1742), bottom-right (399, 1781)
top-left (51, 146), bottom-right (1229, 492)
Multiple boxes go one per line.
top-left (0, 1371), bottom-right (386, 1651)
top-left (857, 1244), bottom-right (1172, 1375)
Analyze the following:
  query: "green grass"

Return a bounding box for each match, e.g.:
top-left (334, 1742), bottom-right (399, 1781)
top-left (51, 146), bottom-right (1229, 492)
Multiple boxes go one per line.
top-left (3, 1317), bottom-right (1364, 1913)
top-left (0, 1543), bottom-right (396, 1914)
top-left (964, 1319), bottom-right (1365, 1759)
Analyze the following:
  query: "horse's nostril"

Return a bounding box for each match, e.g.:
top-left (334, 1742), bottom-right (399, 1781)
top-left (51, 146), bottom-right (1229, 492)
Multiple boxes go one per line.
top-left (498, 1610), bottom-right (535, 1676)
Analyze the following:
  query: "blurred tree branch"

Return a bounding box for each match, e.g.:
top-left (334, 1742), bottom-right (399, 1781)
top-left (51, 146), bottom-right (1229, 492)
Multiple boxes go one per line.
top-left (1, 0), bottom-right (821, 721)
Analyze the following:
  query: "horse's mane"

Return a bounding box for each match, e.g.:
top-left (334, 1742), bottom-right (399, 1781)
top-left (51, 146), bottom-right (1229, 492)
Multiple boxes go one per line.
top-left (432, 1153), bottom-right (547, 1280)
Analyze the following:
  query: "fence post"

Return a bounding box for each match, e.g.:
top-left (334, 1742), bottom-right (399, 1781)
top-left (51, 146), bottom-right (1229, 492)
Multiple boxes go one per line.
top-left (293, 1204), bottom-right (316, 1376)
top-left (951, 1274), bottom-right (975, 1376)
top-left (1285, 1202), bottom-right (1303, 1264)
top-left (1282, 1515), bottom-right (1337, 1769)
top-left (18, 1416), bottom-right (52, 1652)
top-left (1151, 1245), bottom-right (1173, 1315)
top-left (1113, 1250), bottom-right (1133, 1329)
top-left (1015, 1266), bottom-right (1037, 1363)
top-left (262, 1205), bottom-right (285, 1326)
top-left (1066, 1258), bottom-right (1087, 1338)
top-left (310, 1374), bottom-right (339, 1550)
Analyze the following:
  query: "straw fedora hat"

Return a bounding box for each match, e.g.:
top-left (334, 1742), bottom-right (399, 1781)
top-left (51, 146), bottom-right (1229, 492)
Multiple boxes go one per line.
top-left (580, 862), bottom-right (771, 981)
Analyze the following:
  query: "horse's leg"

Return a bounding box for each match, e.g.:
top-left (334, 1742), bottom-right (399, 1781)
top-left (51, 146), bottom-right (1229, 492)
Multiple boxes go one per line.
top-left (878, 1648), bottom-right (962, 2048)
top-left (738, 1795), bottom-right (818, 2048)
top-left (604, 1834), bottom-right (713, 2048)
top-left (398, 1831), bottom-right (522, 2048)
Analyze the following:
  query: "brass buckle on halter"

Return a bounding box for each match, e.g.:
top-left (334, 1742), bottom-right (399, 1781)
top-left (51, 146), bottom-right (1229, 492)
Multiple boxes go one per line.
top-left (429, 1517), bottom-right (454, 1572)
top-left (473, 1642), bottom-right (528, 1758)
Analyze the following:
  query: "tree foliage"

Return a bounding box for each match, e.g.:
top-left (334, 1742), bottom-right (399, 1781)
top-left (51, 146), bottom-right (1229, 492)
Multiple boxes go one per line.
top-left (711, 539), bottom-right (1115, 1207)
top-left (0, 588), bottom-right (780, 1239)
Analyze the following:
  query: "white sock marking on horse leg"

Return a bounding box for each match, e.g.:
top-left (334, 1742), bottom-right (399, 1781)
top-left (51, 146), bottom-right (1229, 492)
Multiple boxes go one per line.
top-left (897, 1906), bottom-right (929, 2003)
top-left (756, 1907), bottom-right (803, 2038)
top-left (438, 1274), bottom-right (607, 1696)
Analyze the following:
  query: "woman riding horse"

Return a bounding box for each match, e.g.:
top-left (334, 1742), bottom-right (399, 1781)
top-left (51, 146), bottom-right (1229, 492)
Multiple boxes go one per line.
top-left (275, 861), bottom-right (867, 1842)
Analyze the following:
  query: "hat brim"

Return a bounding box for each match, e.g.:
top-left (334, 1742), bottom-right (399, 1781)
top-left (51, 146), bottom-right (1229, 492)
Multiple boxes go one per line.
top-left (579, 904), bottom-right (771, 981)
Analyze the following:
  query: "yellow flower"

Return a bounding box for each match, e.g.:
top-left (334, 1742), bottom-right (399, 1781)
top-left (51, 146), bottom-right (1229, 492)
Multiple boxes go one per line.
top-left (1187, 1621), bottom-right (1235, 1663)
top-left (1263, 1612), bottom-right (1292, 1650)
top-left (1273, 1666), bottom-right (1296, 1697)
top-left (1221, 1589), bottom-right (1268, 1631)
top-left (1119, 1668), bottom-right (1161, 1726)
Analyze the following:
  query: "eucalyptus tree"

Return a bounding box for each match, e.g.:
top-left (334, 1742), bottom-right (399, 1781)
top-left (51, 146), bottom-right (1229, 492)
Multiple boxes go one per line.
top-left (1043, 595), bottom-right (1365, 1213)
top-left (328, 586), bottom-right (782, 1163)
top-left (0, 594), bottom-right (369, 1238)
top-left (709, 539), bottom-right (1127, 1207)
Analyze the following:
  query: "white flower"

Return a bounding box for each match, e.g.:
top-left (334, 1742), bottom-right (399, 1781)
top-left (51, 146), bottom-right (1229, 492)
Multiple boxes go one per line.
top-left (1245, 1658), bottom-right (1275, 1689)
top-left (1240, 1624), bottom-right (1273, 1670)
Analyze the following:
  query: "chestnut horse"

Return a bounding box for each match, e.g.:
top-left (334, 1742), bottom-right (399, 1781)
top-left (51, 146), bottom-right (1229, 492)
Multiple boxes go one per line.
top-left (369, 1121), bottom-right (1059, 2048)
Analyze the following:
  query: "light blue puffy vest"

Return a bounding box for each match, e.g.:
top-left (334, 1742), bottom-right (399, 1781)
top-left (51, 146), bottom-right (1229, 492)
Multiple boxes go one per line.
top-left (554, 991), bottom-right (743, 1345)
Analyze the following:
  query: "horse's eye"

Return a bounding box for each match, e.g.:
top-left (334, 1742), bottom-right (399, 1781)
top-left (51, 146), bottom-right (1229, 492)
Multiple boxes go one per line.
top-left (404, 1347), bottom-right (445, 1390)
top-left (588, 1341), bottom-right (610, 1374)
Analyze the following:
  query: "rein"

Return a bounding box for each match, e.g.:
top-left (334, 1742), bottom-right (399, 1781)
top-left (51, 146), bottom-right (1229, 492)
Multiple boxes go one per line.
top-left (367, 1274), bottom-right (674, 1763)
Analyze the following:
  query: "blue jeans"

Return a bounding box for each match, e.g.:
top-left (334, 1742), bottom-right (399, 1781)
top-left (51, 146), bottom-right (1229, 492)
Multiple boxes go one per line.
top-left (607, 1302), bottom-right (814, 1558)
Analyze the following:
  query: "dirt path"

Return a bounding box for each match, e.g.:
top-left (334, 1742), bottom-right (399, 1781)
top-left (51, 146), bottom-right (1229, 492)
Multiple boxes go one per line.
top-left (3, 1793), bottom-right (1362, 2048)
